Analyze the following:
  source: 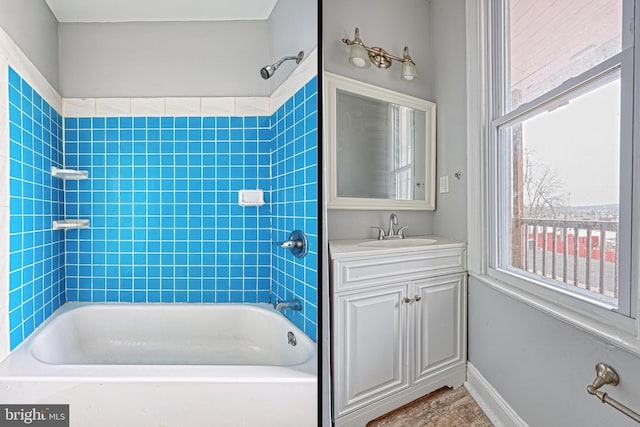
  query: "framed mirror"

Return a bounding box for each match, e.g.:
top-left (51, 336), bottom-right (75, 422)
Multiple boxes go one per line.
top-left (324, 72), bottom-right (436, 210)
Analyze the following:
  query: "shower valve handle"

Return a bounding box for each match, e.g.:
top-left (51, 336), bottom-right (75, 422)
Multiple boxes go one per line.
top-left (275, 239), bottom-right (300, 249)
top-left (273, 230), bottom-right (309, 258)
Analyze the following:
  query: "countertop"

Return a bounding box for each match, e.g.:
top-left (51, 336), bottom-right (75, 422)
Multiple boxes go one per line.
top-left (328, 235), bottom-right (466, 260)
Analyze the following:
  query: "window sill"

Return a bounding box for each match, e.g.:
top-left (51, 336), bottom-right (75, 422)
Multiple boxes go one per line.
top-left (470, 270), bottom-right (640, 357)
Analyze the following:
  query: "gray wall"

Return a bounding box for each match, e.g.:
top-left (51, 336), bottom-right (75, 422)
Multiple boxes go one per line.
top-left (59, 21), bottom-right (271, 98)
top-left (459, 0), bottom-right (640, 425)
top-left (323, 0), bottom-right (435, 240)
top-left (58, 0), bottom-right (317, 98)
top-left (429, 0), bottom-right (467, 242)
top-left (469, 277), bottom-right (640, 426)
top-left (323, 0), bottom-right (432, 99)
top-left (0, 0), bottom-right (59, 91)
top-left (268, 0), bottom-right (317, 93)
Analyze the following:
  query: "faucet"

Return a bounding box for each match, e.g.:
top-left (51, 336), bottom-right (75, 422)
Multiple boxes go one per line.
top-left (371, 213), bottom-right (408, 240)
top-left (387, 213), bottom-right (398, 237)
top-left (274, 299), bottom-right (302, 312)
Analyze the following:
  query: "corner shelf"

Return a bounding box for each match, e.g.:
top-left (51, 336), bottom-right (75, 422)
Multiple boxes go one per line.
top-left (51, 166), bottom-right (88, 180)
top-left (53, 219), bottom-right (90, 230)
top-left (51, 166), bottom-right (90, 230)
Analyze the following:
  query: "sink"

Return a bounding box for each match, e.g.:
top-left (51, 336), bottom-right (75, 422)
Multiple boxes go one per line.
top-left (357, 238), bottom-right (438, 248)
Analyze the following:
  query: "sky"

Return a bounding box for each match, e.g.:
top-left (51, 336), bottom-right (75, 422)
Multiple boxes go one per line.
top-left (521, 77), bottom-right (620, 207)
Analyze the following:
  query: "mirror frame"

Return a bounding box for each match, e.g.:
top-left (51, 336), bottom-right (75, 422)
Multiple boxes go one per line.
top-left (324, 72), bottom-right (437, 210)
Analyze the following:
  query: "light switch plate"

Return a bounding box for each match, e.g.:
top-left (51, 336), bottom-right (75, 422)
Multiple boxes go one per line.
top-left (439, 176), bottom-right (449, 193)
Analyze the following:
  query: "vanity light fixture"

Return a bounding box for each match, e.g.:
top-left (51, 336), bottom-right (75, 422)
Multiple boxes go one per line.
top-left (341, 27), bottom-right (419, 81)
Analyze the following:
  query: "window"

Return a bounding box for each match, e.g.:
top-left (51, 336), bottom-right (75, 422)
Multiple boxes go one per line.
top-left (489, 0), bottom-right (634, 316)
top-left (390, 105), bottom-right (415, 200)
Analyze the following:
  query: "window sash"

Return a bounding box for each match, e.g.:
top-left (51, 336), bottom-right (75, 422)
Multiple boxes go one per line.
top-left (488, 0), bottom-right (635, 318)
top-left (495, 71), bottom-right (622, 310)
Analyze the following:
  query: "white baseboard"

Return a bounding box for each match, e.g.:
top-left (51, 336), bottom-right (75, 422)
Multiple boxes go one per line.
top-left (465, 363), bottom-right (528, 427)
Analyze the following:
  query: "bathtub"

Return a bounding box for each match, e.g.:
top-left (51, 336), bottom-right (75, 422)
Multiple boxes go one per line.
top-left (0, 302), bottom-right (317, 427)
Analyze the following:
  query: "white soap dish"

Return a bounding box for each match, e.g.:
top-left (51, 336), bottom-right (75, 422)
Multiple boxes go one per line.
top-left (238, 189), bottom-right (265, 206)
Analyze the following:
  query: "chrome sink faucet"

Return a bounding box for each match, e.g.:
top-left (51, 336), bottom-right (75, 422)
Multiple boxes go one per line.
top-left (388, 213), bottom-right (398, 237)
top-left (371, 213), bottom-right (408, 240)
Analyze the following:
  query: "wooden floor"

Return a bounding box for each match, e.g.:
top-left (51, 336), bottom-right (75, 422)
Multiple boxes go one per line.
top-left (366, 387), bottom-right (493, 427)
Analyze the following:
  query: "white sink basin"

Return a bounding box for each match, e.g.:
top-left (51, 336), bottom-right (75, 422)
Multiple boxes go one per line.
top-left (357, 238), bottom-right (438, 248)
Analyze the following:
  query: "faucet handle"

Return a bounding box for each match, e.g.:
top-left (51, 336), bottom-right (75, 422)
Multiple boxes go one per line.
top-left (371, 226), bottom-right (385, 240)
top-left (397, 226), bottom-right (408, 238)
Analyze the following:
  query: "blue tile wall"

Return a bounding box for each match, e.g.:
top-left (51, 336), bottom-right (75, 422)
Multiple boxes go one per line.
top-left (8, 67), bottom-right (66, 350)
top-left (63, 115), bottom-right (273, 304)
top-left (271, 76), bottom-right (318, 340)
top-left (6, 68), bottom-right (318, 345)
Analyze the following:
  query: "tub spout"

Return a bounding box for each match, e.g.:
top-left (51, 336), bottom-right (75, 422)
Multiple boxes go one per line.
top-left (275, 299), bottom-right (302, 312)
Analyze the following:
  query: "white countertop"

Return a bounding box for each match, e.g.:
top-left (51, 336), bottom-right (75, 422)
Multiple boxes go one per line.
top-left (329, 235), bottom-right (466, 260)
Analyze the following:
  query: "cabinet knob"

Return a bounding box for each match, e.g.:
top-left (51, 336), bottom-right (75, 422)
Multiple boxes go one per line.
top-left (414, 295), bottom-right (422, 302)
top-left (403, 297), bottom-right (412, 304)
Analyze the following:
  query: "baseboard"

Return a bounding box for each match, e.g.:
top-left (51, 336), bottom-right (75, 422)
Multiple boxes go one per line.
top-left (464, 363), bottom-right (528, 427)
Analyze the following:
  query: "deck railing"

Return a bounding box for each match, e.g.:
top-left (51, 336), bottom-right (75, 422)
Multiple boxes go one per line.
top-left (519, 218), bottom-right (619, 298)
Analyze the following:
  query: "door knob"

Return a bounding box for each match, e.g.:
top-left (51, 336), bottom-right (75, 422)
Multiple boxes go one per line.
top-left (403, 297), bottom-right (412, 304)
top-left (414, 295), bottom-right (422, 302)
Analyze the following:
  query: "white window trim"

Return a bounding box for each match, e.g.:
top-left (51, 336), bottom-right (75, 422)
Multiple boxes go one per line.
top-left (466, 0), bottom-right (640, 356)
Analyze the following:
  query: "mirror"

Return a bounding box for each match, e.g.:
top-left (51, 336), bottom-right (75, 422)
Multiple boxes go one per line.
top-left (324, 72), bottom-right (436, 210)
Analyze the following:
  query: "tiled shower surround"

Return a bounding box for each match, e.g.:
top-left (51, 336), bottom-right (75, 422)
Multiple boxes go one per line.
top-left (8, 70), bottom-right (318, 348)
top-left (63, 115), bottom-right (274, 305)
top-left (270, 80), bottom-right (318, 336)
top-left (8, 67), bottom-right (66, 350)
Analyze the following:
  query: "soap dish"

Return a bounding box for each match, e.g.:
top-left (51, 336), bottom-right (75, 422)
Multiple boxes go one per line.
top-left (238, 189), bottom-right (265, 206)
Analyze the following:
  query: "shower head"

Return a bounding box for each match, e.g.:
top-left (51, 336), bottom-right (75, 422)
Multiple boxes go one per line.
top-left (260, 51), bottom-right (304, 80)
top-left (260, 64), bottom-right (277, 79)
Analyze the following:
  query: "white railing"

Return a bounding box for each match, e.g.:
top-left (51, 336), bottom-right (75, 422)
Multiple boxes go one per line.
top-left (519, 218), bottom-right (618, 298)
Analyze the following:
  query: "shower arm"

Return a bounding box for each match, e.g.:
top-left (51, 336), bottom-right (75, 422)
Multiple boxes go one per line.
top-left (273, 51), bottom-right (304, 68)
top-left (260, 51), bottom-right (304, 79)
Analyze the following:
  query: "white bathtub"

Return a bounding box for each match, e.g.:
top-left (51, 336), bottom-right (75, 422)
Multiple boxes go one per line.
top-left (0, 302), bottom-right (317, 427)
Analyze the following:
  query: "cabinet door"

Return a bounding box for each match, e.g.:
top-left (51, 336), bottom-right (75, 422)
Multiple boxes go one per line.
top-left (412, 274), bottom-right (465, 384)
top-left (334, 284), bottom-right (409, 417)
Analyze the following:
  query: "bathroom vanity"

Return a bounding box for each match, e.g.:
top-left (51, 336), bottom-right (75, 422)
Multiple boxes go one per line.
top-left (329, 236), bottom-right (467, 427)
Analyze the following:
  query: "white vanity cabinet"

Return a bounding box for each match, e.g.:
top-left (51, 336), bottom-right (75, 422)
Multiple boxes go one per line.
top-left (329, 237), bottom-right (467, 427)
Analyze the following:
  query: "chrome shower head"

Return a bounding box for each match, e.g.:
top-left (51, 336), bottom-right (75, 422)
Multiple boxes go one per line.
top-left (260, 65), bottom-right (276, 79)
top-left (260, 51), bottom-right (304, 80)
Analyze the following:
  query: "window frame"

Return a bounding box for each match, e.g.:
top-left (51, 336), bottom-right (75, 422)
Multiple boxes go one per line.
top-left (466, 0), bottom-right (640, 353)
